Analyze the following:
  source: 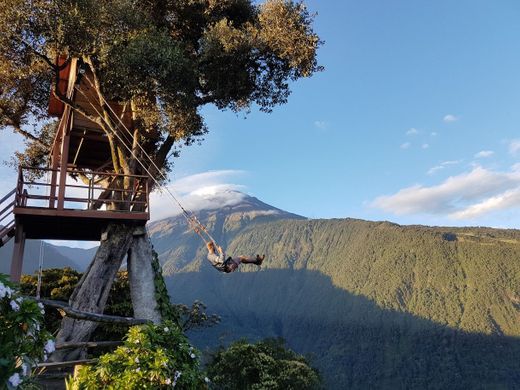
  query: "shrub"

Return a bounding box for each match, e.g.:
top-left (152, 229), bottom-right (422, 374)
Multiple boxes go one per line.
top-left (207, 338), bottom-right (321, 389)
top-left (0, 274), bottom-right (54, 389)
top-left (70, 321), bottom-right (209, 389)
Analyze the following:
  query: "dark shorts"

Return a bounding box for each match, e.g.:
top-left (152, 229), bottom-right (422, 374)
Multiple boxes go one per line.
top-left (222, 257), bottom-right (235, 273)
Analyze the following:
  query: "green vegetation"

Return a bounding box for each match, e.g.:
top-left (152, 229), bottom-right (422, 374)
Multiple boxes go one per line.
top-left (0, 0), bottom-right (321, 178)
top-left (149, 207), bottom-right (520, 389)
top-left (70, 322), bottom-right (207, 389)
top-left (20, 268), bottom-right (219, 341)
top-left (207, 338), bottom-right (321, 390)
top-left (0, 274), bottom-right (54, 388)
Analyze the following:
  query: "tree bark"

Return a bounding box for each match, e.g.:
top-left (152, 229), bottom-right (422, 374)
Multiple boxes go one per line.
top-left (53, 223), bottom-right (134, 361)
top-left (128, 232), bottom-right (162, 324)
top-left (53, 223), bottom-right (163, 362)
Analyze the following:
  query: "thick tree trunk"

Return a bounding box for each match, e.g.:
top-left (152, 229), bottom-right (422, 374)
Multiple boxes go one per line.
top-left (52, 223), bottom-right (163, 362)
top-left (128, 232), bottom-right (161, 323)
top-left (53, 223), bottom-right (134, 361)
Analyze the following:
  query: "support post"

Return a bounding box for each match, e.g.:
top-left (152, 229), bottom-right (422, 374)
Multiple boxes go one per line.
top-left (49, 140), bottom-right (60, 209)
top-left (10, 219), bottom-right (26, 282)
top-left (57, 131), bottom-right (71, 210)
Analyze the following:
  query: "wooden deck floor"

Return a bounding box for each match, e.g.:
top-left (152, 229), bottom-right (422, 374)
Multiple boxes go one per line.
top-left (13, 207), bottom-right (148, 240)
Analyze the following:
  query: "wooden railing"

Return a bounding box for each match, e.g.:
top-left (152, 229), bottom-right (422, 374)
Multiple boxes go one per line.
top-left (16, 166), bottom-right (150, 217)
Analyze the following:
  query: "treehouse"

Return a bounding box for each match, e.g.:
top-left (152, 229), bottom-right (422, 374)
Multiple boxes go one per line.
top-left (0, 58), bottom-right (150, 282)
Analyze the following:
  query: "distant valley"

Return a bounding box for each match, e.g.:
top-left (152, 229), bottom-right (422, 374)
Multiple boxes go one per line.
top-left (2, 192), bottom-right (519, 388)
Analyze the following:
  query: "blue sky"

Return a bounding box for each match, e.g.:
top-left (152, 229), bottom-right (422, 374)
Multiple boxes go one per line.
top-left (2, 0), bottom-right (520, 233)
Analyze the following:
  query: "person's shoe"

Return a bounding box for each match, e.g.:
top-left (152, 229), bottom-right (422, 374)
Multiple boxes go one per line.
top-left (255, 254), bottom-right (265, 266)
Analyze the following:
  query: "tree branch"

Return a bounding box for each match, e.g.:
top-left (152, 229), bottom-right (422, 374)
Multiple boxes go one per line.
top-left (11, 125), bottom-right (49, 149)
top-left (56, 341), bottom-right (123, 350)
top-left (36, 298), bottom-right (151, 325)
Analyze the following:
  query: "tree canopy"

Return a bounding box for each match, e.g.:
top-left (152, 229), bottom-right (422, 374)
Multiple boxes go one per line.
top-left (0, 0), bottom-right (321, 180)
top-left (206, 338), bottom-right (321, 389)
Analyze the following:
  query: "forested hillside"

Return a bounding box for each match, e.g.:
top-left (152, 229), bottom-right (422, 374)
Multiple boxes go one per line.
top-left (0, 240), bottom-right (83, 275)
top-left (148, 198), bottom-right (520, 389)
top-left (3, 193), bottom-right (519, 388)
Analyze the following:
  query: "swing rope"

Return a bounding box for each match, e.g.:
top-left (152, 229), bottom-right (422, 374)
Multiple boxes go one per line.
top-left (74, 78), bottom-right (217, 247)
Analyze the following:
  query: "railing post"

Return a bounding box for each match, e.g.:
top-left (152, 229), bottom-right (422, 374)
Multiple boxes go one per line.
top-left (57, 134), bottom-right (71, 210)
top-left (88, 177), bottom-right (92, 210)
top-left (146, 179), bottom-right (150, 217)
top-left (16, 167), bottom-right (23, 207)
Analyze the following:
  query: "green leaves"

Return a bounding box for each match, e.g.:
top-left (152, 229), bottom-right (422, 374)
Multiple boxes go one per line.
top-left (72, 321), bottom-right (207, 389)
top-left (0, 274), bottom-right (54, 388)
top-left (1, 0), bottom-right (321, 180)
top-left (206, 338), bottom-right (321, 389)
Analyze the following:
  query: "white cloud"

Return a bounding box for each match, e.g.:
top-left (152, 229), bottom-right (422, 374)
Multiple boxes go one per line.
top-left (422, 143), bottom-right (429, 149)
top-left (314, 121), bottom-right (328, 130)
top-left (371, 166), bottom-right (520, 220)
top-left (400, 142), bottom-right (411, 149)
top-left (509, 139), bottom-right (520, 155)
top-left (443, 114), bottom-right (459, 123)
top-left (150, 170), bottom-right (247, 221)
top-left (474, 150), bottom-right (494, 159)
top-left (450, 188), bottom-right (520, 219)
top-left (406, 128), bottom-right (419, 135)
top-left (426, 160), bottom-right (461, 176)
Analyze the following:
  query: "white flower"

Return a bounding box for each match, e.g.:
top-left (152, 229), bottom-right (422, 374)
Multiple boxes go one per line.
top-left (135, 367), bottom-right (140, 372)
top-left (163, 327), bottom-right (169, 332)
top-left (0, 282), bottom-right (12, 299)
top-left (190, 353), bottom-right (196, 359)
top-left (40, 309), bottom-right (45, 315)
top-left (38, 302), bottom-right (44, 309)
top-left (173, 371), bottom-right (181, 387)
top-left (44, 339), bottom-right (55, 354)
top-left (134, 357), bottom-right (139, 363)
top-left (165, 378), bottom-right (171, 385)
top-left (134, 339), bottom-right (140, 344)
top-left (43, 353), bottom-right (48, 362)
top-left (21, 363), bottom-right (29, 376)
top-left (8, 373), bottom-right (21, 387)
top-left (204, 377), bottom-right (210, 383)
top-left (10, 300), bottom-right (20, 311)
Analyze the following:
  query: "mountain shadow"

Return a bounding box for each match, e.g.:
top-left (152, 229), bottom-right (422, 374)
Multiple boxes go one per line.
top-left (166, 268), bottom-right (520, 390)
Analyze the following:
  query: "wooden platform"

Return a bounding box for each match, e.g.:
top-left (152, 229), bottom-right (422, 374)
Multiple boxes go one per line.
top-left (13, 207), bottom-right (147, 241)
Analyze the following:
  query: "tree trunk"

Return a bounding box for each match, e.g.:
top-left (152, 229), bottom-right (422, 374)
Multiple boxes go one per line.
top-left (53, 223), bottom-right (163, 362)
top-left (128, 232), bottom-right (161, 323)
top-left (53, 223), bottom-right (134, 361)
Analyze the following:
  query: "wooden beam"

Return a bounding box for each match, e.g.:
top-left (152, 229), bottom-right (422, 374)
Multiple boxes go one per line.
top-left (13, 207), bottom-right (149, 220)
top-left (56, 341), bottom-right (123, 350)
top-left (57, 137), bottom-right (71, 210)
top-left (9, 219), bottom-right (25, 282)
top-left (37, 359), bottom-right (97, 369)
top-left (36, 298), bottom-right (152, 325)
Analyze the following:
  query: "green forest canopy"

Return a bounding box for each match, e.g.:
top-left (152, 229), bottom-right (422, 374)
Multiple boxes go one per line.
top-left (0, 0), bottom-right (321, 181)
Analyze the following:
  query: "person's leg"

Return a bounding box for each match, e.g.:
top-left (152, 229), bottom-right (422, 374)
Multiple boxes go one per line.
top-left (238, 255), bottom-right (265, 265)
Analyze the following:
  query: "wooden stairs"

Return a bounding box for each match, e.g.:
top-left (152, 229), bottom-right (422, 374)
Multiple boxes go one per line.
top-left (0, 188), bottom-right (16, 248)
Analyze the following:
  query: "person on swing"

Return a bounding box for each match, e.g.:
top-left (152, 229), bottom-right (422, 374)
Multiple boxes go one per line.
top-left (206, 241), bottom-right (265, 273)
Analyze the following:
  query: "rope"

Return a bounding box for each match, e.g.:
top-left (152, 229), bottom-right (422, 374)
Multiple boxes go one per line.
top-left (73, 80), bottom-right (217, 246)
top-left (82, 76), bottom-right (213, 240)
